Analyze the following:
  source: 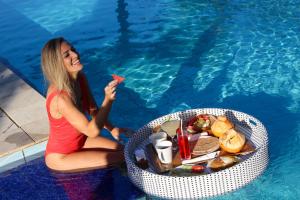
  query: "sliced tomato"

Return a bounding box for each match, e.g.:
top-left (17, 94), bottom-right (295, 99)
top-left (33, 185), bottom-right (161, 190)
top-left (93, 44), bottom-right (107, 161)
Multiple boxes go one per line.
top-left (191, 165), bottom-right (205, 173)
top-left (112, 74), bottom-right (125, 84)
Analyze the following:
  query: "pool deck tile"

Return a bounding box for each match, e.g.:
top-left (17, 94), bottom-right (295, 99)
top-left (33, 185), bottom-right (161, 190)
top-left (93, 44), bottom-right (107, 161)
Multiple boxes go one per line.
top-left (0, 114), bottom-right (33, 156)
top-left (0, 62), bottom-right (48, 171)
top-left (21, 118), bottom-right (49, 142)
top-left (0, 65), bottom-right (48, 127)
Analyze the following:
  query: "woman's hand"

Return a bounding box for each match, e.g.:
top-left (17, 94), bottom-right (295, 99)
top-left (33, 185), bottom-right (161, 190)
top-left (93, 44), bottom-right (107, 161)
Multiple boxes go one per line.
top-left (104, 80), bottom-right (118, 101)
top-left (111, 127), bottom-right (135, 143)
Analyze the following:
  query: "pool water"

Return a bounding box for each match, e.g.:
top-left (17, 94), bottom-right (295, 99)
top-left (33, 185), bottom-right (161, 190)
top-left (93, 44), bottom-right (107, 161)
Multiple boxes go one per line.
top-left (0, 157), bottom-right (143, 200)
top-left (0, 0), bottom-right (300, 199)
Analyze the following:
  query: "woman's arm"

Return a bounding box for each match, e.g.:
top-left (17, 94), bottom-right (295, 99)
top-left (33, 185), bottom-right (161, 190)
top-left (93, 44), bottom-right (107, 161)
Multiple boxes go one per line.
top-left (78, 72), bottom-right (98, 117)
top-left (57, 80), bottom-right (118, 138)
top-left (79, 73), bottom-right (122, 136)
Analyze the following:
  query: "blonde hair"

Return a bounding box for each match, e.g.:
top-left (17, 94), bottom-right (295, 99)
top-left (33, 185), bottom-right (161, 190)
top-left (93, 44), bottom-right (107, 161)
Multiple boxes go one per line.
top-left (41, 37), bottom-right (74, 99)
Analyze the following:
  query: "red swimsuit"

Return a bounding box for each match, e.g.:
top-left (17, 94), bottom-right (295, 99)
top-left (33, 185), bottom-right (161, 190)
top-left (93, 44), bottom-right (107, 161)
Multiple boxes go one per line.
top-left (45, 90), bottom-right (87, 157)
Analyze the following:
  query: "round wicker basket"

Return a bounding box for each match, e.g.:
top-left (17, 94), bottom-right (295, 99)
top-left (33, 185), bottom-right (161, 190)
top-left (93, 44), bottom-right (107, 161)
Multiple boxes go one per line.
top-left (125, 108), bottom-right (269, 199)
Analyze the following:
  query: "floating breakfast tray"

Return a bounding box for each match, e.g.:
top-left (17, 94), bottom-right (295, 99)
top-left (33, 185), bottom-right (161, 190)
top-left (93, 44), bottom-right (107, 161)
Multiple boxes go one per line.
top-left (124, 108), bottom-right (269, 199)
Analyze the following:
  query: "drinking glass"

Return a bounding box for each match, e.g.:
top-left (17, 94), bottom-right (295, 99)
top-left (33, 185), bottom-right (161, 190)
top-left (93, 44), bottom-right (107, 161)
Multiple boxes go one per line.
top-left (176, 128), bottom-right (191, 160)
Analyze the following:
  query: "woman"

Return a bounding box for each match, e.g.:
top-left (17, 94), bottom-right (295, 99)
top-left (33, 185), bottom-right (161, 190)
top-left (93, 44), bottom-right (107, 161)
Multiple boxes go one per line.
top-left (41, 37), bottom-right (126, 172)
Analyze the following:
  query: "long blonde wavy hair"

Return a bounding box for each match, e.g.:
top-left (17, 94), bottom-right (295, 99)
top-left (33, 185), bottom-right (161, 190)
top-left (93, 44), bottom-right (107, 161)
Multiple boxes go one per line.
top-left (41, 37), bottom-right (74, 99)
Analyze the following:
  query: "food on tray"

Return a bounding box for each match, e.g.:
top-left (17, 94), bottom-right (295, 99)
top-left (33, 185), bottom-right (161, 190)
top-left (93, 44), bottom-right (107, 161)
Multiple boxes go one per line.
top-left (179, 165), bottom-right (206, 173)
top-left (148, 113), bottom-right (252, 174)
top-left (187, 114), bottom-right (212, 134)
top-left (207, 156), bottom-right (239, 170)
top-left (219, 129), bottom-right (246, 153)
top-left (190, 165), bottom-right (206, 173)
top-left (220, 141), bottom-right (256, 156)
top-left (152, 125), bottom-right (161, 133)
top-left (190, 136), bottom-right (220, 156)
top-left (210, 115), bottom-right (233, 137)
top-left (112, 74), bottom-right (125, 84)
top-left (160, 120), bottom-right (180, 138)
top-left (188, 132), bottom-right (209, 141)
top-left (170, 165), bottom-right (206, 176)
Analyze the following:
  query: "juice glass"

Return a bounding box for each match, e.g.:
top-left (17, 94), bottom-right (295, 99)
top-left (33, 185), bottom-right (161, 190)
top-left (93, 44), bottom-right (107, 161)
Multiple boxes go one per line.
top-left (176, 128), bottom-right (191, 160)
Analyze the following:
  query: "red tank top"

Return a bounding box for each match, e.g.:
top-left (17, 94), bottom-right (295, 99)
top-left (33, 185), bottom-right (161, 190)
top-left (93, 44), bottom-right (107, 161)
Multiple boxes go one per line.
top-left (45, 90), bottom-right (87, 156)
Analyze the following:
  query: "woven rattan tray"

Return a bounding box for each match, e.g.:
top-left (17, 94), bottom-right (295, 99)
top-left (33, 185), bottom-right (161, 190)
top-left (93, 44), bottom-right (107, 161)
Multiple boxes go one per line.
top-left (124, 108), bottom-right (269, 199)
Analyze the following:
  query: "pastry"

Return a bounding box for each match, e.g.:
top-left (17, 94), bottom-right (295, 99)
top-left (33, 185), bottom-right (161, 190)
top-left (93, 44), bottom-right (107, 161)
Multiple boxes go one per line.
top-left (210, 115), bottom-right (233, 137)
top-left (207, 156), bottom-right (239, 170)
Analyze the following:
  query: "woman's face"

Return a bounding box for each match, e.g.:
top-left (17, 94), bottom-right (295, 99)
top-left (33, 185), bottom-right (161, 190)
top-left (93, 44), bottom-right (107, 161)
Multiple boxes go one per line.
top-left (60, 41), bottom-right (83, 78)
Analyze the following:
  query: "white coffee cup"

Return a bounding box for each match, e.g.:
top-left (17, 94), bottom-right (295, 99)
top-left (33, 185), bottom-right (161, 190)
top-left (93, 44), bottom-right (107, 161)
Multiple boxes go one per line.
top-left (155, 140), bottom-right (173, 164)
top-left (149, 132), bottom-right (167, 146)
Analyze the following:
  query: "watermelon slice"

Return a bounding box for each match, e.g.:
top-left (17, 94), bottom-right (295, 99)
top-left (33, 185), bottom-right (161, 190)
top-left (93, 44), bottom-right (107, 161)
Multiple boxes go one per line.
top-left (112, 74), bottom-right (125, 84)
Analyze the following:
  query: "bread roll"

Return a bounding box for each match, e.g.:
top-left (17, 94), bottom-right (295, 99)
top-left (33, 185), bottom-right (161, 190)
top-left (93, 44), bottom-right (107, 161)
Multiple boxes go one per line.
top-left (210, 116), bottom-right (233, 137)
top-left (219, 129), bottom-right (246, 153)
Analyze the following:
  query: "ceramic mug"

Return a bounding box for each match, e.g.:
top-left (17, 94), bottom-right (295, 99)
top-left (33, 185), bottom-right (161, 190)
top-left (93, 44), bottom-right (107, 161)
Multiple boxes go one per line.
top-left (155, 140), bottom-right (173, 164)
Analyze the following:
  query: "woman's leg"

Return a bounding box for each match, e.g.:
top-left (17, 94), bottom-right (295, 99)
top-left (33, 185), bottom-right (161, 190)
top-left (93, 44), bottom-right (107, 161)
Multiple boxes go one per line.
top-left (45, 136), bottom-right (124, 172)
top-left (82, 136), bottom-right (123, 151)
top-left (45, 150), bottom-right (124, 172)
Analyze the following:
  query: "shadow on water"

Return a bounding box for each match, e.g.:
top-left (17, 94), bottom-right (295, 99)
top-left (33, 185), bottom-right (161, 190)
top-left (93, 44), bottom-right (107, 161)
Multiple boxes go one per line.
top-left (79, 0), bottom-right (162, 128)
top-left (0, 1), bottom-right (52, 94)
top-left (114, 0), bottom-right (132, 60)
top-left (0, 57), bottom-right (43, 93)
top-left (156, 19), bottom-right (224, 110)
top-left (77, 0), bottom-right (231, 128)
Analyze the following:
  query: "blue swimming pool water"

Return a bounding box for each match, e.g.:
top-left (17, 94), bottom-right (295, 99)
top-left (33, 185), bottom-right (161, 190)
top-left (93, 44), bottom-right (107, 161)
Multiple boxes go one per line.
top-left (0, 0), bottom-right (300, 199)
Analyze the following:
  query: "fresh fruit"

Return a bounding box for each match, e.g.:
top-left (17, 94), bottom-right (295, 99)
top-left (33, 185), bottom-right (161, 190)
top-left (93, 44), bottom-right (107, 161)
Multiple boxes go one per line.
top-left (191, 165), bottom-right (205, 173)
top-left (210, 116), bottom-right (233, 137)
top-left (187, 114), bottom-right (211, 134)
top-left (219, 129), bottom-right (246, 153)
top-left (172, 165), bottom-right (205, 174)
top-left (112, 74), bottom-right (125, 84)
